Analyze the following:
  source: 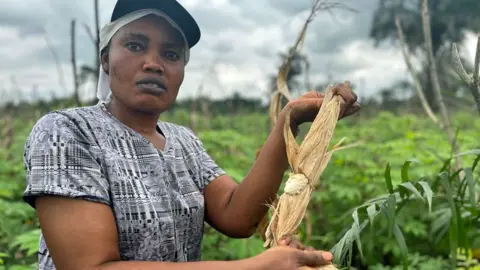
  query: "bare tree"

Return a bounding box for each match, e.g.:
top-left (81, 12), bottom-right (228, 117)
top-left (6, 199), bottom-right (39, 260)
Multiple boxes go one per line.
top-left (395, 16), bottom-right (439, 124)
top-left (94, 0), bottom-right (100, 76)
top-left (79, 0), bottom-right (101, 104)
top-left (396, 0), bottom-right (464, 175)
top-left (452, 37), bottom-right (480, 114)
top-left (71, 19), bottom-right (81, 106)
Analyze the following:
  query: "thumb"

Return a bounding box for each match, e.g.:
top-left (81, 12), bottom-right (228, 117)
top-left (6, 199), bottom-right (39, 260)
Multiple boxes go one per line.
top-left (295, 250), bottom-right (333, 267)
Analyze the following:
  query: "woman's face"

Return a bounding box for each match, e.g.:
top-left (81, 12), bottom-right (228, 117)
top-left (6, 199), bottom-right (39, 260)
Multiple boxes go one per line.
top-left (101, 14), bottom-right (186, 114)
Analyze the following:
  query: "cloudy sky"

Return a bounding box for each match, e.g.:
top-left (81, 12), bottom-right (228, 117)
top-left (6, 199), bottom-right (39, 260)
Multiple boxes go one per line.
top-left (0, 0), bottom-right (478, 105)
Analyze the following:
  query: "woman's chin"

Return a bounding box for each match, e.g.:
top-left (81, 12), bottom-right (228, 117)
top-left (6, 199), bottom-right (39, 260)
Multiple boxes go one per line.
top-left (130, 96), bottom-right (173, 114)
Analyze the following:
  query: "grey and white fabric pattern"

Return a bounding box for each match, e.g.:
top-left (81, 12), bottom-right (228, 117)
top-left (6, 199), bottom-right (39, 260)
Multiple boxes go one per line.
top-left (22, 103), bottom-right (225, 269)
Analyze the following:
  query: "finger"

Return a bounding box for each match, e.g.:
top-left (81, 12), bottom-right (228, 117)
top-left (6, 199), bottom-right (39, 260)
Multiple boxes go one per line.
top-left (288, 238), bottom-right (305, 250)
top-left (305, 246), bottom-right (315, 252)
top-left (332, 84), bottom-right (357, 106)
top-left (279, 235), bottom-right (304, 250)
top-left (339, 102), bottom-right (361, 119)
top-left (341, 102), bottom-right (361, 118)
top-left (298, 91), bottom-right (324, 100)
top-left (296, 250), bottom-right (333, 267)
top-left (278, 236), bottom-right (292, 246)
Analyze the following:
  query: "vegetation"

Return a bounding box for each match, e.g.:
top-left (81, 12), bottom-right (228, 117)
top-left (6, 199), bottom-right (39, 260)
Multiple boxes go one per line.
top-left (0, 102), bottom-right (478, 269)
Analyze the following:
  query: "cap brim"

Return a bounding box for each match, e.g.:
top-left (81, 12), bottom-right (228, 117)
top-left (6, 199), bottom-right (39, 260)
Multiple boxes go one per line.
top-left (111, 0), bottom-right (201, 48)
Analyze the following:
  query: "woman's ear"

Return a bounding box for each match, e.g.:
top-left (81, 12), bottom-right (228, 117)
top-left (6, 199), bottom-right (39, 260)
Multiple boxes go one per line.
top-left (101, 48), bottom-right (109, 75)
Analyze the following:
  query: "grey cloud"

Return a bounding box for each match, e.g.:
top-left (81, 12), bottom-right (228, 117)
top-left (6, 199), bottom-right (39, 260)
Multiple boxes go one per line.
top-left (0, 5), bottom-right (50, 37)
top-left (0, 30), bottom-right (96, 72)
top-left (212, 41), bottom-right (234, 54)
top-left (307, 50), bottom-right (368, 77)
top-left (267, 0), bottom-right (311, 15)
top-left (233, 0), bottom-right (285, 25)
top-left (305, 1), bottom-right (378, 54)
top-left (189, 7), bottom-right (252, 35)
top-left (254, 46), bottom-right (277, 59)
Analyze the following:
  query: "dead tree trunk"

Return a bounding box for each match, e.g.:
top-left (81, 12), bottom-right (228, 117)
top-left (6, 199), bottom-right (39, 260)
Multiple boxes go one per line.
top-left (71, 19), bottom-right (81, 106)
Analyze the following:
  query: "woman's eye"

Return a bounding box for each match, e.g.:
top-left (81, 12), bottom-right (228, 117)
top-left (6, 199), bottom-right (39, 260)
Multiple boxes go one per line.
top-left (165, 51), bottom-right (179, 60)
top-left (126, 42), bottom-right (144, 52)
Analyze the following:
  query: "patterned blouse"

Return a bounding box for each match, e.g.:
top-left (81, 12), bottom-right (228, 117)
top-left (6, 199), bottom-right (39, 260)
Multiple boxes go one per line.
top-left (22, 103), bottom-right (225, 269)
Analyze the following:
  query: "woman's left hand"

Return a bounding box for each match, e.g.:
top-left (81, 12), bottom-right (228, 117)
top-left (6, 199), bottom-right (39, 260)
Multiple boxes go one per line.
top-left (277, 234), bottom-right (318, 252)
top-left (278, 83), bottom-right (360, 133)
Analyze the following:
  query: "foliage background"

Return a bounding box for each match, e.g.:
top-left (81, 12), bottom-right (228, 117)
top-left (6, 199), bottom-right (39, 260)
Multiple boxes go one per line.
top-left (1, 104), bottom-right (479, 269)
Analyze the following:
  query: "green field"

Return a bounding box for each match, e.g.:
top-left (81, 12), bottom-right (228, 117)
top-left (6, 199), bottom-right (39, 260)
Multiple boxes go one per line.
top-left (1, 102), bottom-right (479, 269)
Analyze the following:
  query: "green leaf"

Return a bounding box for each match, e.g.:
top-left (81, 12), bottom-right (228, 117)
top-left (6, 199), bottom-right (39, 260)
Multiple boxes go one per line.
top-left (430, 208), bottom-right (451, 244)
top-left (352, 209), bottom-right (364, 260)
top-left (0, 253), bottom-right (6, 266)
top-left (464, 167), bottom-right (478, 215)
top-left (455, 204), bottom-right (468, 251)
top-left (393, 224), bottom-right (409, 270)
top-left (384, 163), bottom-right (394, 194)
top-left (383, 194), bottom-right (396, 237)
top-left (366, 203), bottom-right (376, 227)
top-left (400, 182), bottom-right (425, 202)
top-left (440, 158), bottom-right (452, 173)
top-left (331, 228), bottom-right (350, 265)
top-left (418, 181), bottom-right (433, 213)
top-left (454, 149), bottom-right (480, 157)
top-left (439, 172), bottom-right (458, 266)
top-left (472, 155), bottom-right (480, 171)
top-left (401, 159), bottom-right (418, 183)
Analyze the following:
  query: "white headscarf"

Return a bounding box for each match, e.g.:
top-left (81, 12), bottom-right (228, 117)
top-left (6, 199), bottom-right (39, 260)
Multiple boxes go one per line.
top-left (96, 9), bottom-right (190, 104)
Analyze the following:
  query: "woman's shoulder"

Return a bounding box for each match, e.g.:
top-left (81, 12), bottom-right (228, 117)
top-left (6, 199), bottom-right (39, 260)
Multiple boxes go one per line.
top-left (27, 105), bottom-right (105, 146)
top-left (33, 105), bottom-right (104, 126)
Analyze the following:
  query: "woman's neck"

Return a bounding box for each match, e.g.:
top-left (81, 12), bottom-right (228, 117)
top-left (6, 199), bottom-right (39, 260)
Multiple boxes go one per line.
top-left (106, 99), bottom-right (161, 136)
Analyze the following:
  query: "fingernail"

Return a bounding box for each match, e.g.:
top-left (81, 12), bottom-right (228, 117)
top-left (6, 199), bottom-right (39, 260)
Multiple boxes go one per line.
top-left (322, 252), bottom-right (333, 261)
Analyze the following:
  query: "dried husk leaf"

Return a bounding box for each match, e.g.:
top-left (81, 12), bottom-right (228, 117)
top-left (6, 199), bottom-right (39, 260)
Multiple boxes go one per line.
top-left (263, 83), bottom-right (353, 270)
top-left (257, 3), bottom-right (359, 270)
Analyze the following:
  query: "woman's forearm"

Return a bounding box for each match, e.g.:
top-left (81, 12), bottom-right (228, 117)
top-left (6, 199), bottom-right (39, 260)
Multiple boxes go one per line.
top-left (225, 113), bottom-right (291, 232)
top-left (97, 257), bottom-right (262, 270)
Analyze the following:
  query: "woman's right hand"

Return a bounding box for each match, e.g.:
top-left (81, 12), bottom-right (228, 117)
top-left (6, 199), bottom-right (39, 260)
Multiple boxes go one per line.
top-left (255, 245), bottom-right (333, 270)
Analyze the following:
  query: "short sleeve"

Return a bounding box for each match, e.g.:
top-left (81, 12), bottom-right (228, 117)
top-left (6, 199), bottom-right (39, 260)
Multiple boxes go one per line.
top-left (23, 112), bottom-right (111, 208)
top-left (183, 127), bottom-right (226, 189)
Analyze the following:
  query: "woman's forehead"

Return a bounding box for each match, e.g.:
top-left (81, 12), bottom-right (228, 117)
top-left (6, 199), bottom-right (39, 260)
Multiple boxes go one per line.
top-left (115, 15), bottom-right (185, 45)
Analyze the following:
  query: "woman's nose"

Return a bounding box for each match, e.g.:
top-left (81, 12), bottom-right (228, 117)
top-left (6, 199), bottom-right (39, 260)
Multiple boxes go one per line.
top-left (142, 52), bottom-right (165, 74)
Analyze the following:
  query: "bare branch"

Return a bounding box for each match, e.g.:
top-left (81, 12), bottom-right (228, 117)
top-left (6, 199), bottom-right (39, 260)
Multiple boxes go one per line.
top-left (82, 22), bottom-right (96, 45)
top-left (474, 36), bottom-right (480, 86)
top-left (311, 0), bottom-right (357, 18)
top-left (395, 16), bottom-right (439, 125)
top-left (421, 0), bottom-right (451, 129)
top-left (94, 0), bottom-right (100, 68)
top-left (421, 0), bottom-right (463, 173)
top-left (451, 38), bottom-right (480, 115)
top-left (451, 43), bottom-right (472, 84)
top-left (71, 19), bottom-right (81, 106)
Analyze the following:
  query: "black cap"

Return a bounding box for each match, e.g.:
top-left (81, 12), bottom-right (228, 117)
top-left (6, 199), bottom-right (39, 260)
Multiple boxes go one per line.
top-left (111, 0), bottom-right (201, 48)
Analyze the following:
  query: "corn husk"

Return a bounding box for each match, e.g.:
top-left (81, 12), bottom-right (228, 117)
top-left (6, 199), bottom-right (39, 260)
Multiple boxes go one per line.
top-left (255, 2), bottom-right (359, 269)
top-left (263, 83), bottom-right (351, 270)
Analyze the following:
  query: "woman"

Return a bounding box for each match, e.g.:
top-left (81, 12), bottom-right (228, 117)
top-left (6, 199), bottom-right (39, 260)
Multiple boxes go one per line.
top-left (22, 0), bottom-right (360, 269)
